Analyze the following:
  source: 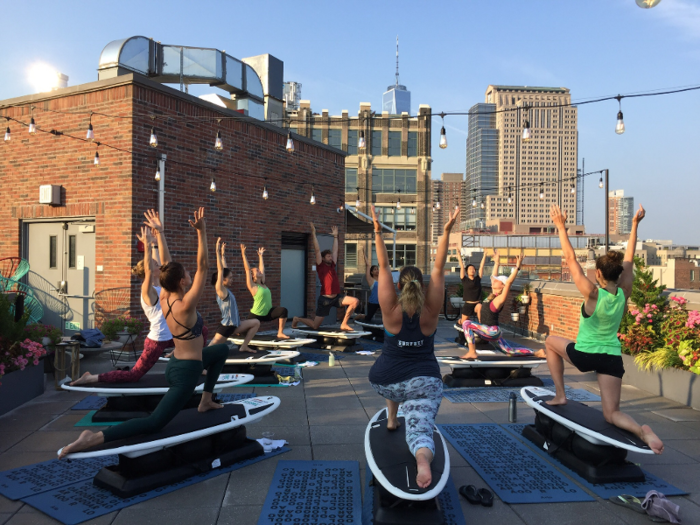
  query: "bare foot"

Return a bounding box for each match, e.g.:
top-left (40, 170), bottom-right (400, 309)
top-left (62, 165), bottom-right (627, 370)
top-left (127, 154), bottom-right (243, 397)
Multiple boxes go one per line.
top-left (546, 395), bottom-right (568, 406)
top-left (277, 333), bottom-right (291, 340)
top-left (70, 372), bottom-right (97, 386)
top-left (641, 425), bottom-right (664, 454)
top-left (386, 417), bottom-right (401, 431)
top-left (460, 352), bottom-right (478, 360)
top-left (239, 345), bottom-right (257, 354)
top-left (198, 399), bottom-right (224, 413)
top-left (415, 450), bottom-right (433, 489)
top-left (340, 324), bottom-right (355, 332)
top-left (534, 349), bottom-right (546, 358)
top-left (291, 317), bottom-right (299, 328)
top-left (58, 430), bottom-right (103, 459)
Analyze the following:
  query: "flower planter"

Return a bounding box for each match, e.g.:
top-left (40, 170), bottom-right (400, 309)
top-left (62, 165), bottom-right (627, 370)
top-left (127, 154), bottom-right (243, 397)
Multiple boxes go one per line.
top-left (116, 330), bottom-right (131, 344)
top-left (450, 297), bottom-right (465, 308)
top-left (621, 354), bottom-right (700, 410)
top-left (519, 306), bottom-right (527, 315)
top-left (511, 313), bottom-right (520, 322)
top-left (521, 296), bottom-right (530, 305)
top-left (0, 361), bottom-right (45, 416)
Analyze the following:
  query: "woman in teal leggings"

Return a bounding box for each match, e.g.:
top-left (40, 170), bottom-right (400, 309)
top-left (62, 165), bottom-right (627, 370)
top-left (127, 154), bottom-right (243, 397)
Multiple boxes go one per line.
top-left (59, 207), bottom-right (228, 457)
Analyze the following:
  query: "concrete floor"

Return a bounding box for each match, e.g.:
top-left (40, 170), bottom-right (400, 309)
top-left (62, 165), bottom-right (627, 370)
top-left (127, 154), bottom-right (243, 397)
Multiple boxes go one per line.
top-left (0, 319), bottom-right (699, 525)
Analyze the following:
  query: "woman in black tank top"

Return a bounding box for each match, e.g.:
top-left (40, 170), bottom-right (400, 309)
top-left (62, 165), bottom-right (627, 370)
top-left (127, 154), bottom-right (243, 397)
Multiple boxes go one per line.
top-left (368, 204), bottom-right (459, 490)
top-left (457, 249), bottom-right (487, 323)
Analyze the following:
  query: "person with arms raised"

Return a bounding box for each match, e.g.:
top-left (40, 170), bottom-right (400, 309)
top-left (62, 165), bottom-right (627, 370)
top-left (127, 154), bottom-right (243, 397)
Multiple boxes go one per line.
top-left (242, 245), bottom-right (289, 339)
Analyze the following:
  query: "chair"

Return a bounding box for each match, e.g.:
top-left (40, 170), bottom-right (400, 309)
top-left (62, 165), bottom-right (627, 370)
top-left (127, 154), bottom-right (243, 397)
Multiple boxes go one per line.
top-left (0, 275), bottom-right (35, 297)
top-left (23, 294), bottom-right (44, 324)
top-left (93, 287), bottom-right (132, 326)
top-left (0, 258), bottom-right (30, 281)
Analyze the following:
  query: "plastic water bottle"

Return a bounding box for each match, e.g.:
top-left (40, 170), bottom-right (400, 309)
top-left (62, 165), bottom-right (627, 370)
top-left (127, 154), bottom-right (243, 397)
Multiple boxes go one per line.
top-left (294, 366), bottom-right (301, 381)
top-left (508, 392), bottom-right (517, 423)
top-left (328, 352), bottom-right (336, 367)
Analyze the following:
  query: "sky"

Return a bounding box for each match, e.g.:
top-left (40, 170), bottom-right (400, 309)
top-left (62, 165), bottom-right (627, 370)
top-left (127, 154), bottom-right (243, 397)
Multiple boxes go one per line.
top-left (0, 0), bottom-right (698, 244)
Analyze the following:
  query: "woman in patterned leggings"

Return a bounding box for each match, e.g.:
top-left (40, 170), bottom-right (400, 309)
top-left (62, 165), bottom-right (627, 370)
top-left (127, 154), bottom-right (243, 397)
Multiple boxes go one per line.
top-left (368, 204), bottom-right (459, 489)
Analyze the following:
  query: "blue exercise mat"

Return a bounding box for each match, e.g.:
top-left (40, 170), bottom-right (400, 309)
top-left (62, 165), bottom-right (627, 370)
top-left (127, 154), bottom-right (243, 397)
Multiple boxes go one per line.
top-left (358, 339), bottom-right (382, 352)
top-left (0, 455), bottom-right (118, 500)
top-left (22, 447), bottom-right (289, 525)
top-left (361, 470), bottom-right (465, 525)
top-left (216, 392), bottom-right (256, 402)
top-left (258, 460), bottom-right (362, 525)
top-left (438, 424), bottom-right (593, 504)
top-left (502, 424), bottom-right (687, 499)
top-left (443, 385), bottom-right (600, 403)
top-left (71, 396), bottom-right (108, 410)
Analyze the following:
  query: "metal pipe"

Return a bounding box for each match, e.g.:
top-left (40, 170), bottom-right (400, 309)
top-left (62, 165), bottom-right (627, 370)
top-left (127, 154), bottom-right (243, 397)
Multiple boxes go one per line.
top-left (158, 154), bottom-right (166, 227)
top-left (604, 169), bottom-right (609, 253)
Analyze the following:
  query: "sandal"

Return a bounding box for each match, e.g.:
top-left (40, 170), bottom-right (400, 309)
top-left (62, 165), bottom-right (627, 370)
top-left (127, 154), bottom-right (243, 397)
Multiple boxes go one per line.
top-left (478, 488), bottom-right (494, 507)
top-left (458, 485), bottom-right (481, 505)
top-left (610, 494), bottom-right (646, 514)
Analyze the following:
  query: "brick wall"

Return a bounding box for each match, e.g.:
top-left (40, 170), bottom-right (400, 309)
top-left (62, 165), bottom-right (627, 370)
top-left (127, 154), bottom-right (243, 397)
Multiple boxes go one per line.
top-left (673, 259), bottom-right (700, 291)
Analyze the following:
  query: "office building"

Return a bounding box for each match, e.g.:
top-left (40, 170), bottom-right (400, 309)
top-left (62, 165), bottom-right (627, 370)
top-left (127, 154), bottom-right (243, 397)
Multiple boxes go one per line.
top-left (432, 173), bottom-right (465, 243)
top-left (382, 38), bottom-right (411, 115)
top-left (609, 189), bottom-right (634, 236)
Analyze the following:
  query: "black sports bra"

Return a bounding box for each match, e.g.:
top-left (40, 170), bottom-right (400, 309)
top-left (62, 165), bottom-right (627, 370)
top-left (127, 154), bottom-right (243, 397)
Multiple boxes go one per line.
top-left (165, 298), bottom-right (204, 341)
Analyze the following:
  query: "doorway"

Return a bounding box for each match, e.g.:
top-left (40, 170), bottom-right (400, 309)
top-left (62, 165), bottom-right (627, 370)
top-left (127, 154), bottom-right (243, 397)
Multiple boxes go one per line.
top-left (280, 233), bottom-right (307, 319)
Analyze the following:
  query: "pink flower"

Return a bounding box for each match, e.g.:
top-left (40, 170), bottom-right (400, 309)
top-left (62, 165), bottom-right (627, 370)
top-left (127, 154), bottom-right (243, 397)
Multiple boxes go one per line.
top-left (648, 320), bottom-right (653, 323)
top-left (647, 314), bottom-right (653, 318)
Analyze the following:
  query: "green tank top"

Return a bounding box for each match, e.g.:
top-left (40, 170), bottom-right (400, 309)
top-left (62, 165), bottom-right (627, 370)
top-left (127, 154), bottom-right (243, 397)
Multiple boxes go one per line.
top-left (250, 285), bottom-right (272, 316)
top-left (575, 287), bottom-right (625, 356)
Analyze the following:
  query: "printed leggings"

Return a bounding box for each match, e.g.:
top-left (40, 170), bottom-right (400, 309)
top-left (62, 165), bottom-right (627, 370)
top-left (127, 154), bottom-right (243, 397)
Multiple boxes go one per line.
top-left (98, 338), bottom-right (174, 383)
top-left (370, 376), bottom-right (443, 456)
top-left (461, 320), bottom-right (534, 356)
top-left (102, 343), bottom-right (228, 443)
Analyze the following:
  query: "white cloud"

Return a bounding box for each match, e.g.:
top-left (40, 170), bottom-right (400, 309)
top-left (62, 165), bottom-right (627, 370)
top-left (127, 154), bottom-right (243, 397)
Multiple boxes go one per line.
top-left (656, 0), bottom-right (700, 39)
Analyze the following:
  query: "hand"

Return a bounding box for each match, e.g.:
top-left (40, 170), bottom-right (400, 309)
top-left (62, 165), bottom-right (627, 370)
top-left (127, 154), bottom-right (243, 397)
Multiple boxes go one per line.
top-left (632, 204), bottom-right (645, 225)
top-left (493, 248), bottom-right (499, 259)
top-left (370, 205), bottom-right (381, 231)
top-left (515, 250), bottom-right (524, 269)
top-left (145, 227), bottom-right (156, 245)
top-left (309, 222), bottom-right (316, 233)
top-left (257, 247), bottom-right (266, 256)
top-left (188, 207), bottom-right (206, 231)
top-left (136, 226), bottom-right (151, 246)
top-left (550, 204), bottom-right (567, 227)
top-left (221, 241), bottom-right (226, 256)
top-left (331, 226), bottom-right (339, 238)
top-left (444, 206), bottom-right (459, 232)
top-left (143, 209), bottom-right (163, 234)
top-left (216, 237), bottom-right (226, 255)
top-left (240, 244), bottom-right (247, 254)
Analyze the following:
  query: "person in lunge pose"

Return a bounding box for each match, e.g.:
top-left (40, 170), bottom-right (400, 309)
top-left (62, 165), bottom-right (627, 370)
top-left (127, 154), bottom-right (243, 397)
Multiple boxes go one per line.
top-left (292, 223), bottom-right (359, 331)
top-left (353, 246), bottom-right (380, 324)
top-left (457, 248), bottom-right (487, 325)
top-left (368, 205), bottom-right (460, 489)
top-left (59, 207), bottom-right (229, 458)
top-left (208, 239), bottom-right (260, 352)
top-left (543, 204), bottom-right (663, 454)
top-left (242, 245), bottom-right (289, 339)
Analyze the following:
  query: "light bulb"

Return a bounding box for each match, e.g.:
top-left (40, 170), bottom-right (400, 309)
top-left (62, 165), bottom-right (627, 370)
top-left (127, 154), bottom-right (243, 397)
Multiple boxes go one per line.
top-left (286, 132), bottom-right (294, 153)
top-left (4, 126), bottom-right (10, 141)
top-left (508, 195), bottom-right (512, 204)
top-left (339, 203), bottom-right (344, 211)
top-left (28, 117), bottom-right (36, 135)
top-left (358, 130), bottom-right (366, 149)
top-left (571, 185), bottom-right (575, 194)
top-left (210, 179), bottom-right (217, 192)
top-left (480, 201), bottom-right (485, 209)
top-left (615, 111), bottom-right (625, 135)
top-left (310, 193), bottom-right (316, 205)
top-left (472, 198), bottom-right (477, 208)
top-left (86, 123), bottom-right (94, 142)
top-left (215, 130), bottom-right (223, 150)
top-left (439, 126), bottom-right (447, 149)
top-left (262, 186), bottom-right (268, 200)
top-left (155, 168), bottom-right (161, 181)
top-left (436, 201), bottom-right (441, 210)
top-left (411, 208), bottom-right (416, 215)
top-left (93, 151), bottom-right (100, 166)
top-left (539, 186), bottom-right (544, 200)
top-left (599, 177), bottom-right (604, 189)
top-left (636, 0), bottom-right (662, 7)
top-left (396, 199), bottom-right (401, 210)
top-left (149, 127), bottom-right (158, 148)
top-left (355, 198), bottom-right (360, 208)
top-left (522, 120), bottom-right (532, 142)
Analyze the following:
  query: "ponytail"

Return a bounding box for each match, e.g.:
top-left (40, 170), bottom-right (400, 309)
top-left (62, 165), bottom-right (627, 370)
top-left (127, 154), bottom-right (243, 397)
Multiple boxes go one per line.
top-left (397, 266), bottom-right (425, 315)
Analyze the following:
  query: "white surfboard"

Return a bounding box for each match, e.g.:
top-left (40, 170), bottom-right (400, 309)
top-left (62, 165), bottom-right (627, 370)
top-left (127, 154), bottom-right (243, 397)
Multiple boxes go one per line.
top-left (365, 407), bottom-right (450, 501)
top-left (227, 336), bottom-right (315, 349)
top-left (59, 396), bottom-right (281, 459)
top-left (287, 327), bottom-right (371, 339)
top-left (225, 350), bottom-right (300, 364)
top-left (353, 320), bottom-right (384, 331)
top-left (61, 373), bottom-right (253, 395)
top-left (521, 387), bottom-right (653, 454)
top-left (437, 356), bottom-right (546, 369)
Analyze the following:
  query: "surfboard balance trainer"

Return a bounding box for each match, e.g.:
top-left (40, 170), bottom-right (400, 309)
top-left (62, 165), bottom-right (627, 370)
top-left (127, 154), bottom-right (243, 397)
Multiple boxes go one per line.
top-left (220, 348), bottom-right (302, 384)
top-left (438, 353), bottom-right (546, 388)
top-left (520, 387), bottom-right (652, 484)
top-left (287, 326), bottom-right (371, 353)
top-left (58, 396), bottom-right (280, 498)
top-left (365, 407), bottom-right (450, 525)
top-left (353, 320), bottom-right (385, 342)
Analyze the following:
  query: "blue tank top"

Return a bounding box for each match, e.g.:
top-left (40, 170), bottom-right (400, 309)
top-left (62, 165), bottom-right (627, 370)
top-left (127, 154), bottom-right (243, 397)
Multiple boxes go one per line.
top-left (368, 312), bottom-right (440, 386)
top-left (368, 281), bottom-right (379, 304)
top-left (216, 288), bottom-right (240, 326)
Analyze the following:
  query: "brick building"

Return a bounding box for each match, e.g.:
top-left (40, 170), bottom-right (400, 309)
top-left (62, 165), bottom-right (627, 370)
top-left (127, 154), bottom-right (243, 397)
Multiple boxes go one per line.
top-left (0, 74), bottom-right (345, 335)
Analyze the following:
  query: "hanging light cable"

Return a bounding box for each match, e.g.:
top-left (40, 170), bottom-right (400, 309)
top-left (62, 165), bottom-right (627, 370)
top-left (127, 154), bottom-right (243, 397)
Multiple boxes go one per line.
top-left (93, 143), bottom-right (100, 166)
top-left (439, 113), bottom-right (447, 149)
top-left (86, 113), bottom-right (94, 142)
top-left (286, 131), bottom-right (295, 153)
top-left (615, 95), bottom-right (625, 135)
top-left (358, 130), bottom-right (366, 149)
top-left (28, 107), bottom-right (36, 136)
top-left (522, 105), bottom-right (532, 142)
top-left (310, 185), bottom-right (316, 205)
top-left (210, 176), bottom-right (217, 192)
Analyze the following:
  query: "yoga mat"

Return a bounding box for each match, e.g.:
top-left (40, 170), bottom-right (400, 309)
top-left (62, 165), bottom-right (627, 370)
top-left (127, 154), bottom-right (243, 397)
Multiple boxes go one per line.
top-left (22, 447), bottom-right (290, 525)
top-left (0, 455), bottom-right (118, 500)
top-left (71, 396), bottom-right (108, 410)
top-left (358, 339), bottom-right (382, 352)
top-left (503, 424), bottom-right (688, 499)
top-left (361, 470), bottom-right (465, 525)
top-left (258, 460), bottom-right (362, 525)
top-left (438, 424), bottom-right (594, 504)
top-left (443, 385), bottom-right (600, 403)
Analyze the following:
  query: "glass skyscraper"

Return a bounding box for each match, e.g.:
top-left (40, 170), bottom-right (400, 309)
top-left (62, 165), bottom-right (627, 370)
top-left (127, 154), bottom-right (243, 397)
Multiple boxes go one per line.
top-left (465, 103), bottom-right (498, 229)
top-left (382, 84), bottom-right (411, 114)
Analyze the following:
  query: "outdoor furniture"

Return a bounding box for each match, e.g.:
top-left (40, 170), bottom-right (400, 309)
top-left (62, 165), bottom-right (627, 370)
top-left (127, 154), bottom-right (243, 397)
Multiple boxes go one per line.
top-left (54, 341), bottom-right (81, 389)
top-left (0, 257), bottom-right (30, 282)
top-left (108, 332), bottom-right (143, 367)
top-left (94, 287), bottom-right (132, 325)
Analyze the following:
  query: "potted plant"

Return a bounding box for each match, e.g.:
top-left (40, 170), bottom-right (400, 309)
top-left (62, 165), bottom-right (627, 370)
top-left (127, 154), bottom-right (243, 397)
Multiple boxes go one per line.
top-left (24, 323), bottom-right (63, 347)
top-left (100, 317), bottom-right (145, 342)
top-left (520, 282), bottom-right (532, 305)
top-left (450, 283), bottom-right (465, 308)
top-left (510, 300), bottom-right (521, 322)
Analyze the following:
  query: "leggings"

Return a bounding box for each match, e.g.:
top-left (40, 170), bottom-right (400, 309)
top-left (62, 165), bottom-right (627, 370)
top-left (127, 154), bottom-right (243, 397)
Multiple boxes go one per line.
top-left (461, 320), bottom-right (534, 356)
top-left (102, 343), bottom-right (228, 443)
top-left (248, 306), bottom-right (288, 323)
top-left (98, 338), bottom-right (174, 383)
top-left (371, 376), bottom-right (443, 456)
top-left (365, 303), bottom-right (380, 324)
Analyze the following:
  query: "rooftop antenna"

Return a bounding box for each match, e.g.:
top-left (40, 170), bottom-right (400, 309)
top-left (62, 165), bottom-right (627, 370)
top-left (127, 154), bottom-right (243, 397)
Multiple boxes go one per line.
top-left (395, 36), bottom-right (400, 87)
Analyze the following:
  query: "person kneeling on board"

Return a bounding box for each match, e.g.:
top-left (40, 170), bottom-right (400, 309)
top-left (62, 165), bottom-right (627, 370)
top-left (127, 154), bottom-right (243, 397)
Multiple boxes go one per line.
top-left (59, 207), bottom-right (228, 458)
top-left (544, 204), bottom-right (663, 454)
top-left (367, 205), bottom-right (459, 488)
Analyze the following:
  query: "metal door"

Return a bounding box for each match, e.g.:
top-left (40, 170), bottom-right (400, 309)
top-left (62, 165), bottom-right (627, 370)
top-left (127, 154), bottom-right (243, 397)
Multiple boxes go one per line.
top-left (315, 234), bottom-right (336, 325)
top-left (24, 220), bottom-right (96, 335)
top-left (280, 248), bottom-right (306, 319)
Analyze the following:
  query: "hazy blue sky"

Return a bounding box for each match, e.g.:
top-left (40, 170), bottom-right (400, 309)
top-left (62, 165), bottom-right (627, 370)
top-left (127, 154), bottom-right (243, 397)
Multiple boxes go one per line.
top-left (1, 0), bottom-right (698, 243)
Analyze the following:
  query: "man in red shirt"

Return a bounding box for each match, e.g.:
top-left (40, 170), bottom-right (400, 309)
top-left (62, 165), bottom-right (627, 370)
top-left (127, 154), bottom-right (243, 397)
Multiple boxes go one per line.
top-left (292, 223), bottom-right (360, 331)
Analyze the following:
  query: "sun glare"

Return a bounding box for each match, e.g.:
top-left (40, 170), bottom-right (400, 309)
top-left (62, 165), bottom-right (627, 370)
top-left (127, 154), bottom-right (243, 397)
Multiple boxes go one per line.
top-left (27, 63), bottom-right (60, 92)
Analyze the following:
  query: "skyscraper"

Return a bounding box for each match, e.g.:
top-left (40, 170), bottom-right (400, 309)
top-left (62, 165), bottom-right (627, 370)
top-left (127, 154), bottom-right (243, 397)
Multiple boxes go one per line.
top-left (465, 103), bottom-right (498, 229)
top-left (432, 173), bottom-right (465, 242)
top-left (609, 190), bottom-right (634, 235)
top-left (382, 37), bottom-right (411, 114)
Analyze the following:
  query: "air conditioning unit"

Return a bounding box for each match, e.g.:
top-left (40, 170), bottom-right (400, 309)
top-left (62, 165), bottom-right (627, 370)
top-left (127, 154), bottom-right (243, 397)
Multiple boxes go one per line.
top-left (39, 185), bottom-right (61, 206)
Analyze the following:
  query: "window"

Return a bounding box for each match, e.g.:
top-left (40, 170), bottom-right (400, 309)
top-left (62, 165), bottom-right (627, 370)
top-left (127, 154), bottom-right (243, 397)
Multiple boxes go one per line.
top-left (692, 270), bottom-right (696, 282)
top-left (328, 129), bottom-right (341, 150)
top-left (371, 130), bottom-right (382, 156)
top-left (388, 131), bottom-right (401, 156)
top-left (49, 236), bottom-right (57, 269)
top-left (407, 131), bottom-right (418, 157)
top-left (345, 168), bottom-right (358, 193)
top-left (312, 128), bottom-right (322, 143)
top-left (372, 169), bottom-right (417, 194)
top-left (345, 243), bottom-right (357, 267)
top-left (375, 206), bottom-right (416, 231)
top-left (68, 235), bottom-right (77, 269)
top-left (394, 244), bottom-right (416, 267)
top-left (347, 130), bottom-right (358, 155)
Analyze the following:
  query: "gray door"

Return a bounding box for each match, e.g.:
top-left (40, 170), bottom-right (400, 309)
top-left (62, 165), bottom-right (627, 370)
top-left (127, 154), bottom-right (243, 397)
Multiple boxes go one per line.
top-left (315, 234), bottom-right (336, 325)
top-left (280, 248), bottom-right (305, 319)
top-left (25, 221), bottom-right (96, 335)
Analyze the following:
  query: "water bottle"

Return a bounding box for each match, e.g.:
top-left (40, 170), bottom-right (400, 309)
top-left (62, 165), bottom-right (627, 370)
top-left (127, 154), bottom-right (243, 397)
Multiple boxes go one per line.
top-left (508, 392), bottom-right (517, 423)
top-left (294, 366), bottom-right (301, 381)
top-left (328, 352), bottom-right (336, 367)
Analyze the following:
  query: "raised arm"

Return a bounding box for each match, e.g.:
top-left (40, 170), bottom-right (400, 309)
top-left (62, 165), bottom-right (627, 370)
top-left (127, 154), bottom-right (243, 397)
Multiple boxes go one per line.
top-left (370, 206), bottom-right (400, 331)
top-left (458, 249), bottom-right (467, 280)
top-left (331, 225), bottom-right (339, 264)
top-left (551, 205), bottom-right (597, 302)
top-left (213, 238), bottom-right (228, 300)
top-left (310, 223), bottom-right (322, 266)
top-left (144, 209), bottom-right (171, 265)
top-left (241, 244), bottom-right (257, 297)
top-left (619, 205), bottom-right (645, 300)
top-left (423, 207), bottom-right (460, 324)
top-left (181, 208), bottom-right (209, 309)
top-left (491, 248), bottom-right (500, 279)
top-left (478, 249), bottom-right (487, 278)
top-left (492, 251), bottom-right (523, 310)
top-left (136, 226), bottom-right (158, 306)
top-left (257, 247), bottom-right (266, 277)
top-left (362, 246), bottom-right (375, 287)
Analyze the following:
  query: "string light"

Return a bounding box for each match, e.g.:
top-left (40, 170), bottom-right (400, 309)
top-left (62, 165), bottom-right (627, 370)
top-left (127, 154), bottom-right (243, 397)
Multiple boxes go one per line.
top-left (355, 187), bottom-right (360, 208)
top-left (358, 130), bottom-right (366, 149)
top-left (286, 132), bottom-right (294, 153)
top-left (86, 114), bottom-right (95, 142)
top-left (599, 176), bottom-right (604, 189)
top-left (480, 200), bottom-right (485, 209)
top-left (262, 181), bottom-right (268, 200)
top-left (636, 0), bottom-right (662, 8)
top-left (471, 189), bottom-right (477, 208)
top-left (439, 113), bottom-right (447, 149)
top-left (155, 163), bottom-right (161, 182)
top-left (93, 144), bottom-right (100, 166)
top-left (4, 119), bottom-right (9, 142)
top-left (435, 201), bottom-right (441, 210)
top-left (571, 183), bottom-right (575, 194)
top-left (149, 127), bottom-right (158, 148)
top-left (396, 189), bottom-right (402, 210)
top-left (508, 186), bottom-right (513, 205)
top-left (522, 106), bottom-right (532, 142)
top-left (28, 108), bottom-right (36, 135)
top-left (214, 130), bottom-right (223, 151)
top-left (539, 183), bottom-right (545, 200)
top-left (210, 177), bottom-right (217, 192)
top-left (615, 95), bottom-right (625, 135)
top-left (310, 185), bottom-right (316, 205)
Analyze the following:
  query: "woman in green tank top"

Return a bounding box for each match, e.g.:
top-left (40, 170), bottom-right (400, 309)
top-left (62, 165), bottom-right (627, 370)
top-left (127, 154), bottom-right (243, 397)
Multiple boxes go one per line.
top-left (545, 204), bottom-right (663, 454)
top-left (241, 245), bottom-right (290, 339)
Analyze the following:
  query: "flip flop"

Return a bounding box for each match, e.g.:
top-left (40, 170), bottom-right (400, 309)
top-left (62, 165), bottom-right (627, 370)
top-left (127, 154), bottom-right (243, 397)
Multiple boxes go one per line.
top-left (458, 485), bottom-right (481, 505)
top-left (609, 494), bottom-right (646, 514)
top-left (478, 488), bottom-right (494, 507)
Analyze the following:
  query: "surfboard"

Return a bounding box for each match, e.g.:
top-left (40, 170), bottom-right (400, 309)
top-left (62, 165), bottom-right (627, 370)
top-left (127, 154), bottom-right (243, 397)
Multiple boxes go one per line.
top-left (365, 407), bottom-right (450, 501)
top-left (227, 335), bottom-right (315, 349)
top-left (521, 387), bottom-right (653, 454)
top-left (59, 395), bottom-right (281, 459)
top-left (61, 373), bottom-right (253, 395)
top-left (224, 350), bottom-right (300, 364)
top-left (287, 327), bottom-right (371, 339)
top-left (437, 356), bottom-right (546, 368)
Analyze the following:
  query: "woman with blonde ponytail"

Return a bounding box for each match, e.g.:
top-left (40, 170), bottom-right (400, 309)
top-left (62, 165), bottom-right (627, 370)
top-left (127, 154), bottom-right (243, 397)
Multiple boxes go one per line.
top-left (368, 205), bottom-right (459, 489)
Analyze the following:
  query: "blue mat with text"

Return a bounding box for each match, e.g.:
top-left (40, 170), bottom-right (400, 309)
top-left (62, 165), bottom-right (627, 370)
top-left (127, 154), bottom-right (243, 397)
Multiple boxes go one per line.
top-left (443, 385), bottom-right (600, 403)
top-left (503, 424), bottom-right (687, 499)
top-left (22, 447), bottom-right (289, 525)
top-left (71, 392), bottom-right (255, 412)
top-left (258, 460), bottom-right (362, 525)
top-left (438, 424), bottom-right (593, 504)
